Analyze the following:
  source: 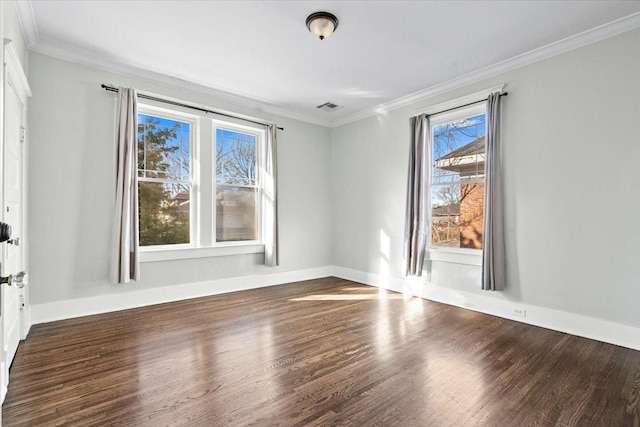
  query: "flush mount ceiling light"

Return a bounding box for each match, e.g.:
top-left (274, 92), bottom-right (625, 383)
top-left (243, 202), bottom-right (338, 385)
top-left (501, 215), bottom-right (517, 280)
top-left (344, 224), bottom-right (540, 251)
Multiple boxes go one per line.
top-left (306, 12), bottom-right (339, 40)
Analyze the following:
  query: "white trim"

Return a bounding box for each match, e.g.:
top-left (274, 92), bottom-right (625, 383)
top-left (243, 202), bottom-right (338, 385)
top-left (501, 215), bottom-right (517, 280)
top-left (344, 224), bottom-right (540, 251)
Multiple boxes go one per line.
top-left (140, 243), bottom-right (264, 262)
top-left (29, 266), bottom-right (334, 325)
top-left (425, 248), bottom-right (482, 266)
top-left (27, 265), bottom-right (640, 351)
top-left (422, 92), bottom-right (495, 124)
top-left (137, 104), bottom-right (199, 246)
top-left (428, 99), bottom-right (487, 258)
top-left (3, 38), bottom-right (32, 405)
top-left (0, 361), bottom-right (5, 403)
top-left (28, 39), bottom-right (333, 128)
top-left (136, 105), bottom-right (267, 257)
top-left (4, 41), bottom-right (32, 330)
top-left (3, 40), bottom-right (32, 102)
top-left (331, 12), bottom-right (640, 127)
top-left (11, 0), bottom-right (38, 48)
top-left (13, 1), bottom-right (640, 129)
top-left (212, 120), bottom-right (265, 246)
top-left (135, 89), bottom-right (277, 131)
top-left (0, 1), bottom-right (6, 407)
top-left (332, 266), bottom-right (640, 351)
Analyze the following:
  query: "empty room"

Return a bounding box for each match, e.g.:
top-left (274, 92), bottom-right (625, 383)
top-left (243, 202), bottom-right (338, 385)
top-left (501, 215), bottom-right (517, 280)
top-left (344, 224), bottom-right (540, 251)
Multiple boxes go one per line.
top-left (0, 0), bottom-right (639, 425)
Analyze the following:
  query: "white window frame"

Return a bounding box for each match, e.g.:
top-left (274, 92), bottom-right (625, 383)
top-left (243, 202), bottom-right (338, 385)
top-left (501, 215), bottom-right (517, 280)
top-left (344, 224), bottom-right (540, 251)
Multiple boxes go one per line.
top-left (137, 104), bottom-right (267, 262)
top-left (418, 86), bottom-right (505, 266)
top-left (137, 105), bottom-right (199, 250)
top-left (212, 119), bottom-right (265, 246)
top-left (429, 104), bottom-right (486, 264)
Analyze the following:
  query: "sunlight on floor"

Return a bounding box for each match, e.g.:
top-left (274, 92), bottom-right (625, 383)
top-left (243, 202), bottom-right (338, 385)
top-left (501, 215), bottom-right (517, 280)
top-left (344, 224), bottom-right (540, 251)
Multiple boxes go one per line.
top-left (289, 286), bottom-right (417, 302)
top-left (289, 293), bottom-right (404, 301)
top-left (405, 297), bottom-right (424, 320)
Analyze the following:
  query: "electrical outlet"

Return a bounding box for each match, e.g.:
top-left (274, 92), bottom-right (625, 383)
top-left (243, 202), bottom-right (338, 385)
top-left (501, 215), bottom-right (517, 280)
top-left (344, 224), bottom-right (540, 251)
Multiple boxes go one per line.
top-left (512, 307), bottom-right (526, 317)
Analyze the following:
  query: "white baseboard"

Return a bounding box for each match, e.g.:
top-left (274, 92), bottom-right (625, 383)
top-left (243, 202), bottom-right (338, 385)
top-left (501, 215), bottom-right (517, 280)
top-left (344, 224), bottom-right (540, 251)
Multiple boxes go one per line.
top-left (27, 265), bottom-right (640, 352)
top-left (332, 266), bottom-right (640, 351)
top-left (0, 361), bottom-right (6, 403)
top-left (29, 266), bottom-right (334, 325)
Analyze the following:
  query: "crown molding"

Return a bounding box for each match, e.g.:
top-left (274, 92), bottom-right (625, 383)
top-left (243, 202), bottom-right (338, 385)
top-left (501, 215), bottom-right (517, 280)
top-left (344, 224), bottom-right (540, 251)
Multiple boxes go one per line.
top-left (411, 84), bottom-right (504, 119)
top-left (4, 40), bottom-right (32, 102)
top-left (12, 0), bottom-right (39, 48)
top-left (29, 40), bottom-right (333, 128)
top-left (11, 0), bottom-right (331, 127)
top-left (331, 11), bottom-right (640, 128)
top-left (13, 0), bottom-right (640, 129)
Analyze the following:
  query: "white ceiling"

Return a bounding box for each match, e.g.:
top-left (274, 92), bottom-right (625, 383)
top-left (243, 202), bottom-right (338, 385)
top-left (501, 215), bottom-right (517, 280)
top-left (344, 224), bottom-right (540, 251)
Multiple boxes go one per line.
top-left (14, 1), bottom-right (640, 127)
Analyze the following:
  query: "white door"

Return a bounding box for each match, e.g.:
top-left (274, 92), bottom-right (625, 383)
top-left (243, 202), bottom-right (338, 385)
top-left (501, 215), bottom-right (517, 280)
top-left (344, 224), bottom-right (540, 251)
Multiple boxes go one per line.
top-left (2, 77), bottom-right (24, 370)
top-left (1, 42), bottom-right (31, 402)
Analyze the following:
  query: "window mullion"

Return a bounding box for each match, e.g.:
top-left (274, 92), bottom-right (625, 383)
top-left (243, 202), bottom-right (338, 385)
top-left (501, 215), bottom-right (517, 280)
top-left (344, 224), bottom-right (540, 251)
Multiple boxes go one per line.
top-left (138, 177), bottom-right (191, 185)
top-left (137, 105), bottom-right (265, 251)
top-left (199, 118), bottom-right (214, 247)
top-left (217, 184), bottom-right (259, 190)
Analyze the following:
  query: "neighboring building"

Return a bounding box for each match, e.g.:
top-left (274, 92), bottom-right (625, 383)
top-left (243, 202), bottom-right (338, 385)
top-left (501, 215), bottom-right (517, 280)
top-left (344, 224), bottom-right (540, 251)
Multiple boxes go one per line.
top-left (169, 187), bottom-right (256, 242)
top-left (434, 136), bottom-right (485, 249)
top-left (174, 189), bottom-right (190, 214)
top-left (431, 203), bottom-right (460, 248)
top-left (215, 188), bottom-right (257, 242)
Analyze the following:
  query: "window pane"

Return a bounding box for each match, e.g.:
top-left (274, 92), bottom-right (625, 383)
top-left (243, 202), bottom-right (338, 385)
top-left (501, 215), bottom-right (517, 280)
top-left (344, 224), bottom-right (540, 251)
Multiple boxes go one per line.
top-left (432, 114), bottom-right (485, 185)
top-left (139, 181), bottom-right (190, 246)
top-left (216, 186), bottom-right (257, 242)
top-left (431, 183), bottom-right (484, 249)
top-left (431, 112), bottom-right (485, 249)
top-left (138, 114), bottom-right (191, 181)
top-left (216, 129), bottom-right (256, 186)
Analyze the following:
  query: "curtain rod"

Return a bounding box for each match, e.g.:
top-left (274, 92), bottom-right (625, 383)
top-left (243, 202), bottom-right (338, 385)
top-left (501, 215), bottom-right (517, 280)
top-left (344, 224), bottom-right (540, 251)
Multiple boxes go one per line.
top-left (101, 85), bottom-right (284, 131)
top-left (416, 92), bottom-right (509, 119)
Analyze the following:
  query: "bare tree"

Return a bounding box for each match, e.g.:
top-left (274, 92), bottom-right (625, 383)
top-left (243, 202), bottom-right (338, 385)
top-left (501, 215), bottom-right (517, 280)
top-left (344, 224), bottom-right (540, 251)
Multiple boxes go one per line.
top-left (436, 182), bottom-right (478, 207)
top-left (433, 118), bottom-right (483, 157)
top-left (430, 115), bottom-right (484, 247)
top-left (216, 133), bottom-right (256, 185)
top-left (432, 115), bottom-right (484, 206)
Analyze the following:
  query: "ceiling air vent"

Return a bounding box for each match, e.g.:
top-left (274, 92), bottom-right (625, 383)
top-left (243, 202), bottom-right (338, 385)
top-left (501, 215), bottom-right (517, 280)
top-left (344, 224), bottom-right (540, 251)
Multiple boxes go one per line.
top-left (316, 102), bottom-right (343, 112)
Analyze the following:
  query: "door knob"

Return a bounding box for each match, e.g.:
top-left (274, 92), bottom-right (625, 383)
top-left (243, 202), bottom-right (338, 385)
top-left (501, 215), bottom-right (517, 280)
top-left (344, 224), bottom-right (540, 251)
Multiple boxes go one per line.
top-left (0, 271), bottom-right (28, 288)
top-left (8, 237), bottom-right (19, 246)
top-left (0, 222), bottom-right (11, 243)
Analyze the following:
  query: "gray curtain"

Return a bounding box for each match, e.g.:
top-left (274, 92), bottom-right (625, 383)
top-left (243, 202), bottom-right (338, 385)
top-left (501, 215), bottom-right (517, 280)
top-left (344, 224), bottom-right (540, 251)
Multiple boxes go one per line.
top-left (109, 87), bottom-right (140, 284)
top-left (482, 92), bottom-right (505, 290)
top-left (264, 124), bottom-right (279, 267)
top-left (404, 115), bottom-right (431, 276)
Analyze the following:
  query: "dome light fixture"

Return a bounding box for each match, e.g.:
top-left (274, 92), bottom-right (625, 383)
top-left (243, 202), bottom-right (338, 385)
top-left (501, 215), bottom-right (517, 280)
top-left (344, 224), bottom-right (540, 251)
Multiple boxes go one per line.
top-left (306, 12), bottom-right (339, 40)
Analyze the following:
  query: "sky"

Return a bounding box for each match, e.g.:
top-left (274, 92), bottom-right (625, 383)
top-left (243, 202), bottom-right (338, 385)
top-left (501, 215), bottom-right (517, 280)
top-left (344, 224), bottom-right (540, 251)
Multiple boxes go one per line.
top-left (432, 113), bottom-right (485, 159)
top-left (431, 113), bottom-right (485, 208)
top-left (138, 113), bottom-right (191, 182)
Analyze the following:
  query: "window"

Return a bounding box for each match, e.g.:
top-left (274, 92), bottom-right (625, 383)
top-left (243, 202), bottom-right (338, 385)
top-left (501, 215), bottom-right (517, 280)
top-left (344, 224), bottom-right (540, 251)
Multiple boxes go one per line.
top-left (215, 128), bottom-right (260, 242)
top-left (430, 104), bottom-right (486, 250)
top-left (138, 112), bottom-right (194, 247)
top-left (137, 105), bottom-right (266, 256)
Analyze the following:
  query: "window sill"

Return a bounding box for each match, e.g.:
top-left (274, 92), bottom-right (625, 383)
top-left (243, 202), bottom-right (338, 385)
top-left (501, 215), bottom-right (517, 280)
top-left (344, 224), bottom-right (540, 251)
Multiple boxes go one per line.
top-left (140, 243), bottom-right (265, 263)
top-left (425, 248), bottom-right (482, 266)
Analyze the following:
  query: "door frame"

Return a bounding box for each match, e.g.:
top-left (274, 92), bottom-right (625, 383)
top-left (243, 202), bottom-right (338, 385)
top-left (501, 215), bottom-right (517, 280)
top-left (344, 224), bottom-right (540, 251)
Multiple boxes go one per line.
top-left (1, 38), bottom-right (31, 403)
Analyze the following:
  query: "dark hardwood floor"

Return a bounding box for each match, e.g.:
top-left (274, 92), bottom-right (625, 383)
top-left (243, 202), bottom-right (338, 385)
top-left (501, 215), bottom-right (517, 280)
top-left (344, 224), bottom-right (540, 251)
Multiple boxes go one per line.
top-left (3, 277), bottom-right (640, 426)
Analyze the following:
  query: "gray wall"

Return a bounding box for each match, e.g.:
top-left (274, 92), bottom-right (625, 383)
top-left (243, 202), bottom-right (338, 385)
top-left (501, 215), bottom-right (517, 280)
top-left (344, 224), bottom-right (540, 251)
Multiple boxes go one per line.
top-left (331, 28), bottom-right (640, 328)
top-left (25, 26), bottom-right (640, 330)
top-left (27, 52), bottom-right (333, 304)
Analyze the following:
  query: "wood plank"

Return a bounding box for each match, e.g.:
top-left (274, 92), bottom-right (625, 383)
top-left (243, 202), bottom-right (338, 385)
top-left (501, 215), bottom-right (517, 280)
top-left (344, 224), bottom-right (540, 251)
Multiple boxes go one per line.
top-left (3, 278), bottom-right (639, 426)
